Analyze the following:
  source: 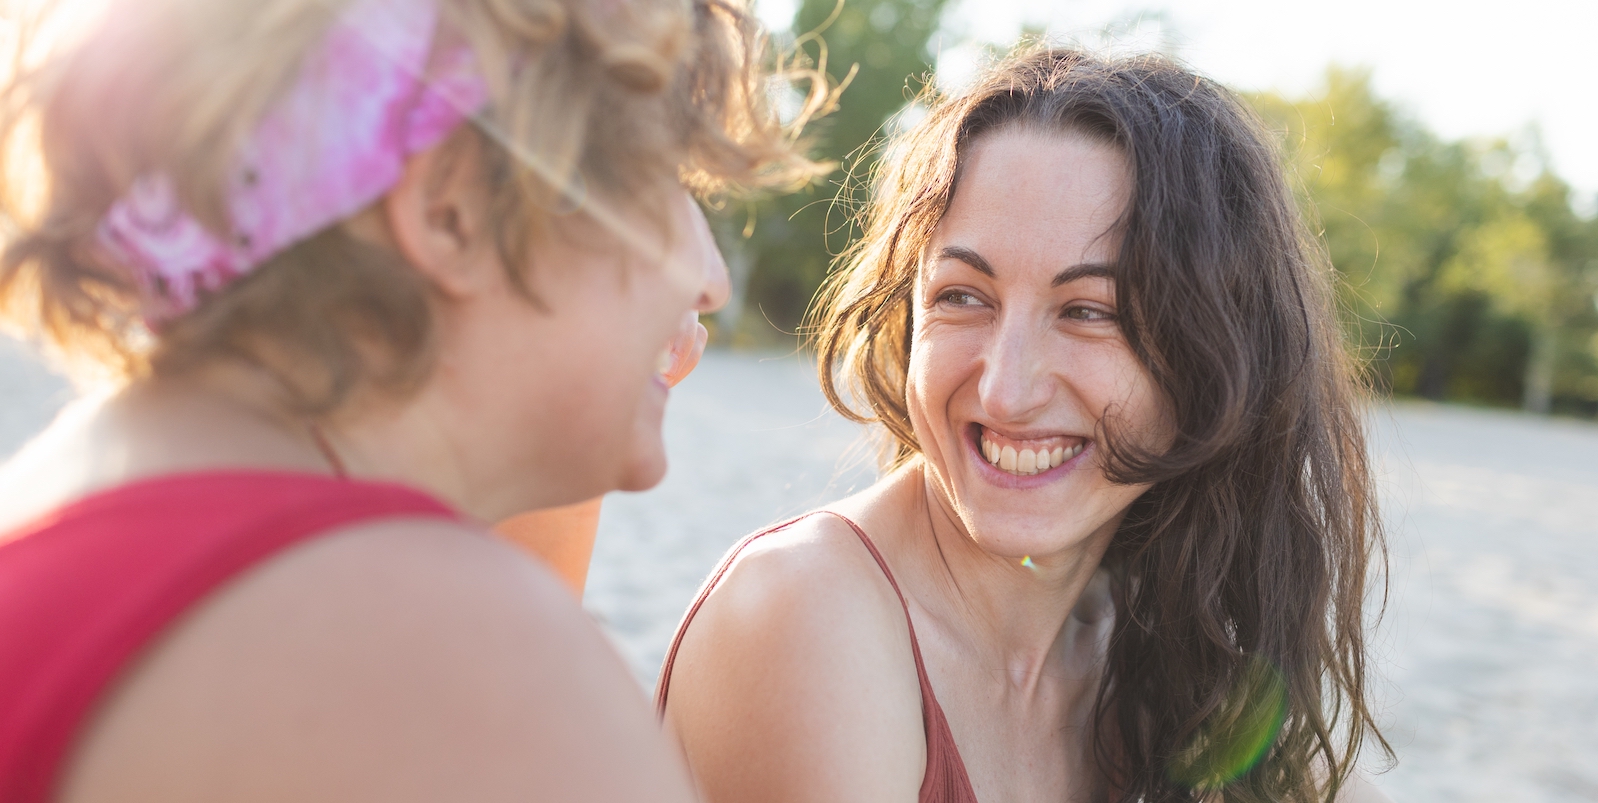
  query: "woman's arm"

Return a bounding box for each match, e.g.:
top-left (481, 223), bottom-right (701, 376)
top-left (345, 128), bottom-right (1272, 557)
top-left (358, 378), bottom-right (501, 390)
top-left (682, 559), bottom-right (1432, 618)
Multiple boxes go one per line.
top-left (60, 519), bottom-right (697, 803)
top-left (662, 517), bottom-right (927, 803)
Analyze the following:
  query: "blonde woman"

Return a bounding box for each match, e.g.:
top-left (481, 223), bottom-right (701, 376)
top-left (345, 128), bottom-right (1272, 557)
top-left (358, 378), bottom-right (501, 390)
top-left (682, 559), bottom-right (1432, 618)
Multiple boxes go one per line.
top-left (0, 0), bottom-right (817, 800)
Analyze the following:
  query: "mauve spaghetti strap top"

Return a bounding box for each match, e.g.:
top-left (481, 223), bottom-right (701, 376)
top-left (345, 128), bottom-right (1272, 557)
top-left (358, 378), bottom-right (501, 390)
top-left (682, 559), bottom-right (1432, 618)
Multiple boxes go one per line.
top-left (656, 511), bottom-right (981, 803)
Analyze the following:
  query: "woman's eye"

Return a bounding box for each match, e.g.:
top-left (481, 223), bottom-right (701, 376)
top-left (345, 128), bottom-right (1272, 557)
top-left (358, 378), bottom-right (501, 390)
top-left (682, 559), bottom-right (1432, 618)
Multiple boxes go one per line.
top-left (1063, 305), bottom-right (1115, 322)
top-left (937, 291), bottom-right (981, 307)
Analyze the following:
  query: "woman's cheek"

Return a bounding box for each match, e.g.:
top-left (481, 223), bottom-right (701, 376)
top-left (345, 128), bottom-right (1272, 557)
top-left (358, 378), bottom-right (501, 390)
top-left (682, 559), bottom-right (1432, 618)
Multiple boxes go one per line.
top-left (918, 315), bottom-right (986, 367)
top-left (908, 331), bottom-right (962, 412)
top-left (1098, 347), bottom-right (1171, 452)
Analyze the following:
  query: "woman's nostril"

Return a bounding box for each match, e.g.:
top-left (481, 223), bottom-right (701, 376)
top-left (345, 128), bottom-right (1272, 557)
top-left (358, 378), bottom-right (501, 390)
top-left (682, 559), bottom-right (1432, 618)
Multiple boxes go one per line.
top-left (697, 287), bottom-right (726, 314)
top-left (679, 190), bottom-right (731, 314)
top-left (698, 263), bottom-right (731, 313)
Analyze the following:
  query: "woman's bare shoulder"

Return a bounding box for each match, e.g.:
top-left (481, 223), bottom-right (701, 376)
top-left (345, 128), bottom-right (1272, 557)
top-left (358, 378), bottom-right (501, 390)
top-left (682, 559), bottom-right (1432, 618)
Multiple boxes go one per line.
top-left (688, 513), bottom-right (917, 661)
top-left (722, 512), bottom-right (906, 605)
top-left (61, 517), bottom-right (695, 803)
top-left (663, 512), bottom-right (928, 803)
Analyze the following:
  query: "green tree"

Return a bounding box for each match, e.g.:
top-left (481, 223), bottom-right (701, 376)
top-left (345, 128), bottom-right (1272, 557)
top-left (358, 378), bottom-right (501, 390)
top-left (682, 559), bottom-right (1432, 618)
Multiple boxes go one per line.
top-left (1250, 69), bottom-right (1598, 414)
top-left (715, 0), bottom-right (952, 342)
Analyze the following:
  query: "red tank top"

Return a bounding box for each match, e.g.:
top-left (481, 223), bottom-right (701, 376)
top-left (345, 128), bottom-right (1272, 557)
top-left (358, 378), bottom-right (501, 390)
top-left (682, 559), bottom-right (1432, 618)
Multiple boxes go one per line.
top-left (0, 471), bottom-right (458, 803)
top-left (656, 511), bottom-right (980, 803)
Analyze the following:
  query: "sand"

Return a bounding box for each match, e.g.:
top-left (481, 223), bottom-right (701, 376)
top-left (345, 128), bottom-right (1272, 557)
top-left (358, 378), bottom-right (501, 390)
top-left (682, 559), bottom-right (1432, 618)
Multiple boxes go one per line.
top-left (5, 340), bottom-right (1596, 802)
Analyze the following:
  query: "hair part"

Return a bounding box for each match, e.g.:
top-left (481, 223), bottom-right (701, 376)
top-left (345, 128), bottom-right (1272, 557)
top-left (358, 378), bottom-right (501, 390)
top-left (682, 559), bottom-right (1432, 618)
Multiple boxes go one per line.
top-left (810, 45), bottom-right (1389, 802)
top-left (0, 0), bottom-right (827, 412)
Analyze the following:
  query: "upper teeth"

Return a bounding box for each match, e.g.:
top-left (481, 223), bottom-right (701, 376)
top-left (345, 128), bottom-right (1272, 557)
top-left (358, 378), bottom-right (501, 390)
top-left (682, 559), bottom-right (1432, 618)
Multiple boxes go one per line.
top-left (656, 347), bottom-right (674, 376)
top-left (980, 430), bottom-right (1084, 476)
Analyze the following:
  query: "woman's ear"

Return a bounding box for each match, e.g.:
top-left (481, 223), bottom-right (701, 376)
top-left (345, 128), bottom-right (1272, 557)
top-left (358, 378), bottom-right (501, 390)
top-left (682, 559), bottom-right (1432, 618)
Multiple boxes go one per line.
top-left (378, 134), bottom-right (498, 300)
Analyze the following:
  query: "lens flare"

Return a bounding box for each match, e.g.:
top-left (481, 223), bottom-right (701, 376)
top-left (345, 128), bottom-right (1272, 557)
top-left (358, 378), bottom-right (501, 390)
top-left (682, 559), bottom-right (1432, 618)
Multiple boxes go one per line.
top-left (1168, 654), bottom-right (1289, 791)
top-left (1020, 555), bottom-right (1035, 569)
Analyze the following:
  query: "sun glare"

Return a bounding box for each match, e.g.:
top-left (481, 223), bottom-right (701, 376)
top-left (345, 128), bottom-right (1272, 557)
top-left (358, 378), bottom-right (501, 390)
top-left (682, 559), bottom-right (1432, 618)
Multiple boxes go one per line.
top-left (1, 0), bottom-right (110, 68)
top-left (0, 0), bottom-right (110, 233)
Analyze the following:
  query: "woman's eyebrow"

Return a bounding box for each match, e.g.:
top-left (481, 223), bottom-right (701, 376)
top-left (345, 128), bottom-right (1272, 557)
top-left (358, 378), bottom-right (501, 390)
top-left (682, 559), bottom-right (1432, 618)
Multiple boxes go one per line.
top-left (937, 246), bottom-right (1115, 286)
top-left (936, 245), bottom-right (995, 276)
top-left (1051, 263), bottom-right (1115, 287)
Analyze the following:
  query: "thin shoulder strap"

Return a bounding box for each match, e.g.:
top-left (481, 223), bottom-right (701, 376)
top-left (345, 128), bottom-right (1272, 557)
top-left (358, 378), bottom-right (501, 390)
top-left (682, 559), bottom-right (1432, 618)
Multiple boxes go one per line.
top-left (654, 511), bottom-right (829, 714)
top-left (819, 512), bottom-right (942, 694)
top-left (652, 510), bottom-right (977, 802)
top-left (654, 510), bottom-right (938, 716)
top-left (827, 513), bottom-right (978, 803)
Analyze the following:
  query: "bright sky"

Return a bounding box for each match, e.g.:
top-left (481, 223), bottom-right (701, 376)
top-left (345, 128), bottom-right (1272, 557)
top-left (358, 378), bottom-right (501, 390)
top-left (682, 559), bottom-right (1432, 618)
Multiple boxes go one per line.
top-left (760, 0), bottom-right (1598, 208)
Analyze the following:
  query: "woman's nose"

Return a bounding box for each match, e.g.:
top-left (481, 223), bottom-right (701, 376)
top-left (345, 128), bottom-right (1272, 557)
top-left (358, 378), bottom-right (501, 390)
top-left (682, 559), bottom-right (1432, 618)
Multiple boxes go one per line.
top-left (686, 198), bottom-right (731, 314)
top-left (977, 318), bottom-right (1055, 421)
top-left (697, 246), bottom-right (731, 314)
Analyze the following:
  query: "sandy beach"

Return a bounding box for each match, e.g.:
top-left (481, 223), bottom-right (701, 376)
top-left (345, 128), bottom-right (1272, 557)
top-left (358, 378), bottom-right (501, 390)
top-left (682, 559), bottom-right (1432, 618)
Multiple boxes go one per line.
top-left (5, 340), bottom-right (1596, 802)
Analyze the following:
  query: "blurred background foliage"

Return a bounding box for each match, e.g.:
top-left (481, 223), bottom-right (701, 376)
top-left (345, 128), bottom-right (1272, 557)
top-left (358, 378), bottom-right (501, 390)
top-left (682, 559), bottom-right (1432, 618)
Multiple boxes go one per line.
top-left (1250, 70), bottom-right (1598, 416)
top-left (712, 0), bottom-right (952, 334)
top-left (709, 0), bottom-right (1598, 418)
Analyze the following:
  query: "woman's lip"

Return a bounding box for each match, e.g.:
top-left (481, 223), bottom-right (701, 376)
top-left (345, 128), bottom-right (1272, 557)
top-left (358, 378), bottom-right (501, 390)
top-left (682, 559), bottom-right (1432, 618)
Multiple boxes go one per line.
top-left (975, 422), bottom-right (1087, 445)
top-left (964, 426), bottom-right (1088, 488)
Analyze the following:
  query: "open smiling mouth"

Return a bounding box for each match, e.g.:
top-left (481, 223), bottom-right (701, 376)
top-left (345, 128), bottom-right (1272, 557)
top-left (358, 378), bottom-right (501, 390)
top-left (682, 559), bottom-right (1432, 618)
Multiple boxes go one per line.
top-left (973, 424), bottom-right (1088, 477)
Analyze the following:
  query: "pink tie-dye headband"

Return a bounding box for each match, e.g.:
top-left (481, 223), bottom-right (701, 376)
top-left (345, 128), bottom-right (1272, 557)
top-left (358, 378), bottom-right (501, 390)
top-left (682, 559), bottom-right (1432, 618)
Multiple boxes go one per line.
top-left (96, 0), bottom-right (490, 324)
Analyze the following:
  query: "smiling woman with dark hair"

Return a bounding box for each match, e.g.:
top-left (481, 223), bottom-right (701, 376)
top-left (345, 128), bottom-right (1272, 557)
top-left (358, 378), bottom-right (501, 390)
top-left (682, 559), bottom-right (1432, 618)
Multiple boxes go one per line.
top-left (657, 47), bottom-right (1392, 803)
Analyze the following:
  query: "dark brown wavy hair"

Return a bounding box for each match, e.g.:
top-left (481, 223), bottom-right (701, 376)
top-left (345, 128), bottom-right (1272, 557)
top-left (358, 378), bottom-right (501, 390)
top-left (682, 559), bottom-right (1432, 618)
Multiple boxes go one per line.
top-left (810, 47), bottom-right (1389, 802)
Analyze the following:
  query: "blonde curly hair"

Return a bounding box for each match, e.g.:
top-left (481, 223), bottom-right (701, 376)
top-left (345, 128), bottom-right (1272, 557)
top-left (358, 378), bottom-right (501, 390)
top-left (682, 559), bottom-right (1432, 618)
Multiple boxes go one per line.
top-left (0, 0), bottom-right (827, 407)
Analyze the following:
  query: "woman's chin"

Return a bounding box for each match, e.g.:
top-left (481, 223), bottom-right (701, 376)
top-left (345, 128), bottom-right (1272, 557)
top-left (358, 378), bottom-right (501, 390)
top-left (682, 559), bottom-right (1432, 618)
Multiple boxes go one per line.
top-left (611, 380), bottom-right (671, 492)
top-left (947, 484), bottom-right (1117, 560)
top-left (967, 520), bottom-right (1092, 562)
top-left (613, 449), bottom-right (668, 493)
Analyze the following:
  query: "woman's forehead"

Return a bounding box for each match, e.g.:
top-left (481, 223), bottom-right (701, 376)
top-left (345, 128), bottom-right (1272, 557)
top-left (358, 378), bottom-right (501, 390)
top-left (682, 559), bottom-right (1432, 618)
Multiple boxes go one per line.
top-left (953, 130), bottom-right (1129, 223)
top-left (928, 132), bottom-right (1129, 280)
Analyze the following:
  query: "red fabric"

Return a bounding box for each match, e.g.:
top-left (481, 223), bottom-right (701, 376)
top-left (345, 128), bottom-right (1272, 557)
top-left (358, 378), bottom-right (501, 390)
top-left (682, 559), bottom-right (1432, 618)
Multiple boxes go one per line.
top-left (656, 511), bottom-right (979, 803)
top-left (0, 471), bottom-right (458, 803)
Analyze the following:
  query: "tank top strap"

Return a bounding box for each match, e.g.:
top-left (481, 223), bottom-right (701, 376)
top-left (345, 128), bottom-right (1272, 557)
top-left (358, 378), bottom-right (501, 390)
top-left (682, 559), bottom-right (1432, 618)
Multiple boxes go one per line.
top-left (653, 511), bottom-right (979, 803)
top-left (819, 513), bottom-right (939, 704)
top-left (0, 471), bottom-right (459, 803)
top-left (654, 511), bottom-right (829, 713)
top-left (820, 513), bottom-right (978, 803)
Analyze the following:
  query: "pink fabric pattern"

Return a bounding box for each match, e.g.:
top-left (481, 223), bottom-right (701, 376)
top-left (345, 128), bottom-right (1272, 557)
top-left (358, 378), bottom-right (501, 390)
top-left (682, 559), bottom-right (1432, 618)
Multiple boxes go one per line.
top-left (96, 0), bottom-right (489, 323)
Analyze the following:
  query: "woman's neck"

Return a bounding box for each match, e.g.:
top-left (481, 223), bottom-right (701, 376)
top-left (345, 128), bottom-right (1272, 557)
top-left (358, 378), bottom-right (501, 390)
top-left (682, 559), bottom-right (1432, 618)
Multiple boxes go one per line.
top-left (323, 385), bottom-right (536, 521)
top-left (0, 363), bottom-right (572, 529)
top-left (847, 463), bottom-right (1117, 696)
top-left (216, 365), bottom-right (577, 522)
top-left (0, 369), bottom-right (328, 529)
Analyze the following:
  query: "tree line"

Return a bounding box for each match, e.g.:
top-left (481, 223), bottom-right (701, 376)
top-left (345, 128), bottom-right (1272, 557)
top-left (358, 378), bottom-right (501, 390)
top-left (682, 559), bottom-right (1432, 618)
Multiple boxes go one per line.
top-left (712, 0), bottom-right (1598, 417)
